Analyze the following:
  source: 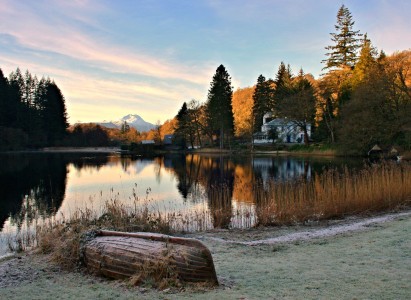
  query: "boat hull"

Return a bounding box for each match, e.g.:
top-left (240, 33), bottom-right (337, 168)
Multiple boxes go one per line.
top-left (82, 230), bottom-right (218, 285)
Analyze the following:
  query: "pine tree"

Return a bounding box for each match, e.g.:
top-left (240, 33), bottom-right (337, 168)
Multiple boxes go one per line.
top-left (0, 69), bottom-right (10, 127)
top-left (351, 34), bottom-right (377, 86)
top-left (23, 70), bottom-right (37, 107)
top-left (252, 75), bottom-right (273, 132)
top-left (323, 5), bottom-right (362, 70)
top-left (174, 102), bottom-right (189, 148)
top-left (206, 64), bottom-right (234, 149)
top-left (30, 77), bottom-right (49, 145)
top-left (43, 81), bottom-right (69, 144)
top-left (273, 62), bottom-right (293, 110)
top-left (8, 68), bottom-right (25, 129)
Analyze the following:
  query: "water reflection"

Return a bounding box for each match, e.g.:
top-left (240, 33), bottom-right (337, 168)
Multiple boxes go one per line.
top-left (163, 154), bottom-right (318, 228)
top-left (0, 153), bottom-right (364, 233)
top-left (0, 153), bottom-right (67, 231)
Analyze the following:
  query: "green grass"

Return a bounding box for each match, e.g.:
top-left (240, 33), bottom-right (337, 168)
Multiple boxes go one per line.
top-left (1, 214), bottom-right (410, 299)
top-left (288, 143), bottom-right (336, 154)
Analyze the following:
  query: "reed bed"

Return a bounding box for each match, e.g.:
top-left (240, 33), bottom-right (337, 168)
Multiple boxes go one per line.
top-left (255, 162), bottom-right (411, 225)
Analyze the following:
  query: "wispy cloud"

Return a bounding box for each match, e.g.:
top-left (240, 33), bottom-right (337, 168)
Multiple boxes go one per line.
top-left (1, 2), bottom-right (210, 85)
top-left (0, 0), bottom-right (215, 122)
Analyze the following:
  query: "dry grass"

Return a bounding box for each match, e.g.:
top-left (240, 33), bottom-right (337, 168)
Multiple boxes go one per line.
top-left (255, 162), bottom-right (411, 225)
top-left (129, 249), bottom-right (181, 290)
top-left (6, 230), bottom-right (36, 253)
top-left (36, 198), bottom-right (172, 270)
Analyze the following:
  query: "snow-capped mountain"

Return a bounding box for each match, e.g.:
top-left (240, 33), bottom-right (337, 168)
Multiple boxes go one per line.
top-left (99, 114), bottom-right (155, 132)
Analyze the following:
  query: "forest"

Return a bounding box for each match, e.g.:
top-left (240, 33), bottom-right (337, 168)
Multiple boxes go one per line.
top-left (1, 5), bottom-right (410, 155)
top-left (0, 68), bottom-right (68, 149)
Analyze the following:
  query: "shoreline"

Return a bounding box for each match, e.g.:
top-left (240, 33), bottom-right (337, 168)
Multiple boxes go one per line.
top-left (1, 208), bottom-right (410, 299)
top-left (0, 147), bottom-right (121, 154)
top-left (1, 145), bottom-right (338, 157)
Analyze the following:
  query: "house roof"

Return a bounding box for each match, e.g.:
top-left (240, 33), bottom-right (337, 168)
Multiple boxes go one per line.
top-left (264, 118), bottom-right (291, 126)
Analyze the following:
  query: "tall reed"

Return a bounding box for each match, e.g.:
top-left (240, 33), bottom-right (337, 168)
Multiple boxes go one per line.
top-left (255, 162), bottom-right (411, 225)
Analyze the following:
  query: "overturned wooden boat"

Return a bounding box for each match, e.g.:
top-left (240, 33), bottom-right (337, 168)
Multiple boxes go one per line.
top-left (81, 230), bottom-right (218, 285)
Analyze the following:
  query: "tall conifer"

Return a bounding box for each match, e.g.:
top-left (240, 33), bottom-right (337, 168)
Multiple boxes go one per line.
top-left (206, 64), bottom-right (234, 149)
top-left (252, 75), bottom-right (273, 132)
top-left (323, 5), bottom-right (362, 69)
top-left (0, 69), bottom-right (9, 126)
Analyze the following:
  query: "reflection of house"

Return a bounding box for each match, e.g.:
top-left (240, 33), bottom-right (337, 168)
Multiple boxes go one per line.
top-left (253, 112), bottom-right (311, 144)
top-left (252, 157), bottom-right (311, 183)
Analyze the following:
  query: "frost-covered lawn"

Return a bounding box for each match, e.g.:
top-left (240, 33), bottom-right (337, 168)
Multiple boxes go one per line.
top-left (1, 213), bottom-right (410, 300)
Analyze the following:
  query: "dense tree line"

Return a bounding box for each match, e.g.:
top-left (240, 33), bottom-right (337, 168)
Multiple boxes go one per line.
top-left (172, 5), bottom-right (411, 155)
top-left (0, 68), bottom-right (69, 149)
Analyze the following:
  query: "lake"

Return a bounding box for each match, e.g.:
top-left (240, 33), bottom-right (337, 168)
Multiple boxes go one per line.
top-left (0, 151), bottom-right (365, 256)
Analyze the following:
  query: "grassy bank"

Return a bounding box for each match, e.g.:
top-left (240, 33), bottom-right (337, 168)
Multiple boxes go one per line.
top-left (1, 213), bottom-right (410, 299)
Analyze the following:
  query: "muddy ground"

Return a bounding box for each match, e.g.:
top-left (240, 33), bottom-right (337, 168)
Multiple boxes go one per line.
top-left (1, 210), bottom-right (410, 299)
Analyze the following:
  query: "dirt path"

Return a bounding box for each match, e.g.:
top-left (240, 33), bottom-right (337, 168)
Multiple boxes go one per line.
top-left (196, 210), bottom-right (411, 246)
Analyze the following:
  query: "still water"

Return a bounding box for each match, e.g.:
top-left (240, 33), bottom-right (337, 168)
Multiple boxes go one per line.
top-left (0, 152), bottom-right (364, 255)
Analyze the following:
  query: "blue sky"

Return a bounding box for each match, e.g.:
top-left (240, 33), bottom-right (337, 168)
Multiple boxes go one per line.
top-left (1, 0), bottom-right (410, 124)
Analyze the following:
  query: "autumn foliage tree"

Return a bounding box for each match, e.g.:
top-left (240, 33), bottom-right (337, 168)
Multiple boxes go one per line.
top-left (338, 50), bottom-right (411, 154)
top-left (275, 69), bottom-right (316, 145)
top-left (232, 86), bottom-right (254, 137)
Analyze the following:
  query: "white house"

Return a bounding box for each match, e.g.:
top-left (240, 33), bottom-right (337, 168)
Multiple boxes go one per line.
top-left (253, 112), bottom-right (311, 144)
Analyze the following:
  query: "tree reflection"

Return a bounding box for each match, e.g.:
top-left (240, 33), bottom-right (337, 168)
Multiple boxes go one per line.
top-left (69, 153), bottom-right (110, 171)
top-left (0, 152), bottom-right (364, 232)
top-left (167, 154), bottom-right (234, 228)
top-left (0, 153), bottom-right (67, 230)
top-left (165, 154), bottom-right (325, 228)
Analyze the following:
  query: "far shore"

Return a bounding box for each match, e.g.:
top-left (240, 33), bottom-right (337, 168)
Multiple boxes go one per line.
top-left (35, 145), bottom-right (340, 157)
top-left (6, 146), bottom-right (411, 159)
top-left (0, 147), bottom-right (122, 154)
top-left (41, 146), bottom-right (121, 153)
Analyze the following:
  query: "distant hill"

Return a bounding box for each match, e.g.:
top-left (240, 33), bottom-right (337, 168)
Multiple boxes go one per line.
top-left (98, 114), bottom-right (156, 132)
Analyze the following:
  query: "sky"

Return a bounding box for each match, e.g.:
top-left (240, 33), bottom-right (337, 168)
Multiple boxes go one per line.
top-left (1, 0), bottom-right (410, 125)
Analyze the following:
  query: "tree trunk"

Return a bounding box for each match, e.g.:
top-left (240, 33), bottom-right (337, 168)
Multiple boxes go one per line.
top-left (219, 126), bottom-right (224, 149)
top-left (303, 125), bottom-right (309, 145)
top-left (195, 125), bottom-right (202, 147)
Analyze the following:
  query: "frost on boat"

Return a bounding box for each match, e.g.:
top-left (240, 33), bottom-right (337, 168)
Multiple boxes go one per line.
top-left (81, 230), bottom-right (219, 285)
